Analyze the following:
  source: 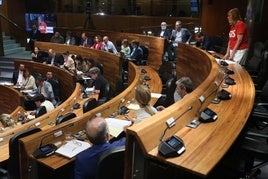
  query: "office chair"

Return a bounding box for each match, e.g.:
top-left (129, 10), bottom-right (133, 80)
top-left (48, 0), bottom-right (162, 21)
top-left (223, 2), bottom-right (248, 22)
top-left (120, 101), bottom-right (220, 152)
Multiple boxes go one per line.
top-left (239, 80), bottom-right (268, 178)
top-left (83, 98), bottom-right (97, 113)
top-left (140, 45), bottom-right (149, 65)
top-left (98, 83), bottom-right (113, 105)
top-left (158, 61), bottom-right (176, 93)
top-left (55, 112), bottom-right (76, 125)
top-left (0, 128), bottom-right (41, 179)
top-left (245, 42), bottom-right (264, 74)
top-left (95, 146), bottom-right (125, 179)
top-left (35, 106), bottom-right (47, 118)
top-left (154, 78), bottom-right (176, 108)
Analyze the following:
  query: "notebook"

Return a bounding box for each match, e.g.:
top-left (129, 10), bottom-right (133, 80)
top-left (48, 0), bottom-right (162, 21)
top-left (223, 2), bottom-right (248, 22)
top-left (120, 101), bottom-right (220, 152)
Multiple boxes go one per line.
top-left (105, 118), bottom-right (132, 137)
top-left (55, 139), bottom-right (91, 158)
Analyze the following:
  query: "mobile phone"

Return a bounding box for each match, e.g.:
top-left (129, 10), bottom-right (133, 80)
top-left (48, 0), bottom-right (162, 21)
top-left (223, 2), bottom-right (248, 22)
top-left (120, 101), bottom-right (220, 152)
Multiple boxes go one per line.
top-left (186, 119), bottom-right (201, 128)
top-left (211, 98), bottom-right (221, 104)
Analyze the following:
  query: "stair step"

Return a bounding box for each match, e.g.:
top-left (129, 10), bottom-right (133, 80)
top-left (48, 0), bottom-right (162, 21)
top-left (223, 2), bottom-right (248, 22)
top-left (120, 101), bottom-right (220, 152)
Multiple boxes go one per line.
top-left (4, 47), bottom-right (26, 55)
top-left (3, 39), bottom-right (16, 45)
top-left (0, 71), bottom-right (13, 78)
top-left (4, 43), bottom-right (20, 49)
top-left (0, 60), bottom-right (14, 66)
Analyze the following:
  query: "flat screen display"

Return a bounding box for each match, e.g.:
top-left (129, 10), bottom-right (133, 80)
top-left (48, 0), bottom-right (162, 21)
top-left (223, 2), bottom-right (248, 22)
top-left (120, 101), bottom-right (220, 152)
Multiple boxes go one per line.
top-left (25, 13), bottom-right (56, 34)
top-left (190, 0), bottom-right (199, 12)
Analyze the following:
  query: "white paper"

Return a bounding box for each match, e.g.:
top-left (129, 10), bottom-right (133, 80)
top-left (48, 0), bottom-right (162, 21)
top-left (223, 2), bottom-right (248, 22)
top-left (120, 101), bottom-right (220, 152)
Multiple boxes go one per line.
top-left (55, 139), bottom-right (91, 158)
top-left (105, 118), bottom-right (132, 137)
top-left (151, 93), bottom-right (162, 98)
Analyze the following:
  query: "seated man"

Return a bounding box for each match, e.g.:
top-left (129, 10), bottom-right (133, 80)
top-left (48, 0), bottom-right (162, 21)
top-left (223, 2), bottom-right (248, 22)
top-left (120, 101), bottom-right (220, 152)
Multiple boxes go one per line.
top-left (129, 39), bottom-right (144, 65)
top-left (157, 76), bottom-right (194, 111)
top-left (50, 31), bottom-right (64, 44)
top-left (44, 49), bottom-right (64, 67)
top-left (194, 32), bottom-right (217, 51)
top-left (74, 117), bottom-right (125, 179)
top-left (12, 63), bottom-right (25, 85)
top-left (101, 36), bottom-right (118, 54)
top-left (35, 75), bottom-right (57, 106)
top-left (45, 71), bottom-right (60, 101)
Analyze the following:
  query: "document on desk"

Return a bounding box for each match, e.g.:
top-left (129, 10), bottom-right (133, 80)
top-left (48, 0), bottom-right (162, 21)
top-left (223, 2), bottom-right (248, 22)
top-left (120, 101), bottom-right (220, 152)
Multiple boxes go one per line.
top-left (55, 139), bottom-right (91, 158)
top-left (151, 93), bottom-right (162, 98)
top-left (105, 118), bottom-right (132, 137)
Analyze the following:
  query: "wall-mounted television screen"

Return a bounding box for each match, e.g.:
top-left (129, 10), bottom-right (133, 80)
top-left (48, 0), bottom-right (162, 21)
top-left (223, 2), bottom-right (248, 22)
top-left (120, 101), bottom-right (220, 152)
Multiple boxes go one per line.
top-left (190, 0), bottom-right (199, 12)
top-left (25, 13), bottom-right (56, 34)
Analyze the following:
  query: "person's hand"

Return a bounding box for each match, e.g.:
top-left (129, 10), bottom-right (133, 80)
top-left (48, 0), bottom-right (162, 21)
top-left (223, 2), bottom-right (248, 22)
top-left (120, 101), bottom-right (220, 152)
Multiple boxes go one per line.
top-left (124, 114), bottom-right (135, 123)
top-left (229, 53), bottom-right (235, 61)
top-left (222, 54), bottom-right (229, 60)
top-left (156, 105), bottom-right (165, 111)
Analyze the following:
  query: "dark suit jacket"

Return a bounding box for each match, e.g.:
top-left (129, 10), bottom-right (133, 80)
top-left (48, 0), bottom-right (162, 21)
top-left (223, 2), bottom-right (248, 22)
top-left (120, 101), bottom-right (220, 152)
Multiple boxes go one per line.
top-left (197, 35), bottom-right (217, 51)
top-left (81, 37), bottom-right (94, 47)
top-left (45, 54), bottom-right (64, 67)
top-left (130, 46), bottom-right (144, 65)
top-left (74, 138), bottom-right (125, 179)
top-left (157, 28), bottom-right (171, 39)
top-left (12, 70), bottom-right (20, 85)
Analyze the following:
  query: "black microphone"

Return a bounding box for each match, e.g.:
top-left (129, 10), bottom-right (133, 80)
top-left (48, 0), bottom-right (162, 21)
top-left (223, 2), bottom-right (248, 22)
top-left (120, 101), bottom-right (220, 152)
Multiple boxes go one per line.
top-left (159, 105), bottom-right (193, 142)
top-left (55, 108), bottom-right (65, 122)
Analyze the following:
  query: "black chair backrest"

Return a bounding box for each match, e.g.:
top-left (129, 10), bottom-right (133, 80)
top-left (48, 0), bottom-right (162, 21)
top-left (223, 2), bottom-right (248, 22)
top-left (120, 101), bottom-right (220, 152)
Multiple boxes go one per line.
top-left (159, 61), bottom-right (176, 84)
top-left (83, 98), bottom-right (97, 113)
top-left (260, 80), bottom-right (268, 102)
top-left (105, 83), bottom-right (112, 101)
top-left (246, 42), bottom-right (264, 72)
top-left (55, 112), bottom-right (76, 125)
top-left (96, 146), bottom-right (125, 179)
top-left (8, 127), bottom-right (41, 179)
top-left (35, 106), bottom-right (47, 118)
top-left (165, 78), bottom-right (177, 106)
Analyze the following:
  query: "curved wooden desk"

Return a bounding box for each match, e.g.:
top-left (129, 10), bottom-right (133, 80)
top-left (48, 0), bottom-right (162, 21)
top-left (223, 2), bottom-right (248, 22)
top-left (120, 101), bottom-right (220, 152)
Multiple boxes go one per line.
top-left (34, 41), bottom-right (121, 90)
top-left (19, 63), bottom-right (162, 178)
top-left (55, 28), bottom-right (166, 71)
top-left (0, 84), bottom-right (24, 114)
top-left (125, 44), bottom-right (255, 178)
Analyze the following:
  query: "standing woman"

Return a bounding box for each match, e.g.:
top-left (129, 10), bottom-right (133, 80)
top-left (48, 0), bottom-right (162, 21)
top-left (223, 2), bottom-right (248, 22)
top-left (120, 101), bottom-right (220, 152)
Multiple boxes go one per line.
top-left (223, 8), bottom-right (248, 65)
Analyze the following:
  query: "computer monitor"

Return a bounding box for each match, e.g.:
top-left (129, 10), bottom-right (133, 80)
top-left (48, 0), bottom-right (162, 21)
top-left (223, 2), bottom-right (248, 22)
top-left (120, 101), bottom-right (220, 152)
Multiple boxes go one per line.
top-left (25, 13), bottom-right (56, 34)
top-left (190, 0), bottom-right (199, 12)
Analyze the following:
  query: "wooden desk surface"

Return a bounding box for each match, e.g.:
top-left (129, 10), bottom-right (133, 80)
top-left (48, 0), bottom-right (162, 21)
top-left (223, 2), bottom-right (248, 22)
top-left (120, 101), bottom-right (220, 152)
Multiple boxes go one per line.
top-left (0, 83), bottom-right (97, 162)
top-left (144, 63), bottom-right (255, 177)
top-left (19, 63), bottom-right (162, 174)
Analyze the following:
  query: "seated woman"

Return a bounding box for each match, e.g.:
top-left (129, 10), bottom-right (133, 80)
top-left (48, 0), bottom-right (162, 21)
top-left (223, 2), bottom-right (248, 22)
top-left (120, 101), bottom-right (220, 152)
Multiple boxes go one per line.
top-left (74, 54), bottom-right (87, 76)
top-left (120, 39), bottom-right (131, 57)
top-left (91, 35), bottom-right (103, 50)
top-left (21, 68), bottom-right (37, 90)
top-left (31, 46), bottom-right (48, 63)
top-left (88, 67), bottom-right (108, 102)
top-left (125, 84), bottom-right (157, 124)
top-left (0, 114), bottom-right (15, 128)
top-left (62, 51), bottom-right (76, 74)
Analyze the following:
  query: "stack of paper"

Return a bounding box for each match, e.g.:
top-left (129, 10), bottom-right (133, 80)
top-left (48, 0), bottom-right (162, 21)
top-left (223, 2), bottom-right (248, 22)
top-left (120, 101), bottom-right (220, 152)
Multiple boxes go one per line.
top-left (105, 118), bottom-right (132, 137)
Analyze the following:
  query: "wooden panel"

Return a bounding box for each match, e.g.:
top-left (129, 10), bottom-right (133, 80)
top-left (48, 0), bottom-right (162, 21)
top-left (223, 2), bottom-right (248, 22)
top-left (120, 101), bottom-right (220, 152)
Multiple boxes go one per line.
top-left (0, 85), bottom-right (24, 114)
top-left (55, 28), bottom-right (165, 71)
top-left (19, 63), bottom-right (162, 178)
top-left (125, 46), bottom-right (255, 177)
top-left (13, 60), bottom-right (76, 101)
top-left (34, 41), bottom-right (121, 90)
top-left (147, 64), bottom-right (255, 177)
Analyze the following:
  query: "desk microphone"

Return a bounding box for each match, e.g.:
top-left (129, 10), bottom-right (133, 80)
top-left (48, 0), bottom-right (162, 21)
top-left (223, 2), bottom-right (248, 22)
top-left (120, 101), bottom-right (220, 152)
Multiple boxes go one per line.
top-left (33, 132), bottom-right (58, 158)
top-left (159, 105), bottom-right (193, 142)
top-left (158, 106), bottom-right (192, 157)
top-left (55, 108), bottom-right (65, 121)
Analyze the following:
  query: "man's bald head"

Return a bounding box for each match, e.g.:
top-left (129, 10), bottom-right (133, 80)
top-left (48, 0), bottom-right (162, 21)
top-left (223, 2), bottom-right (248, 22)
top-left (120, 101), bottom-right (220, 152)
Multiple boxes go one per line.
top-left (86, 117), bottom-right (109, 145)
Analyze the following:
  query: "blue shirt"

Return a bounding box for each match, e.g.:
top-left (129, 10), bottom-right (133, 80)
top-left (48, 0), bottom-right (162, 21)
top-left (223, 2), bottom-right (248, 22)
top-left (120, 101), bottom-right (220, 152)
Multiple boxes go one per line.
top-left (74, 137), bottom-right (126, 179)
